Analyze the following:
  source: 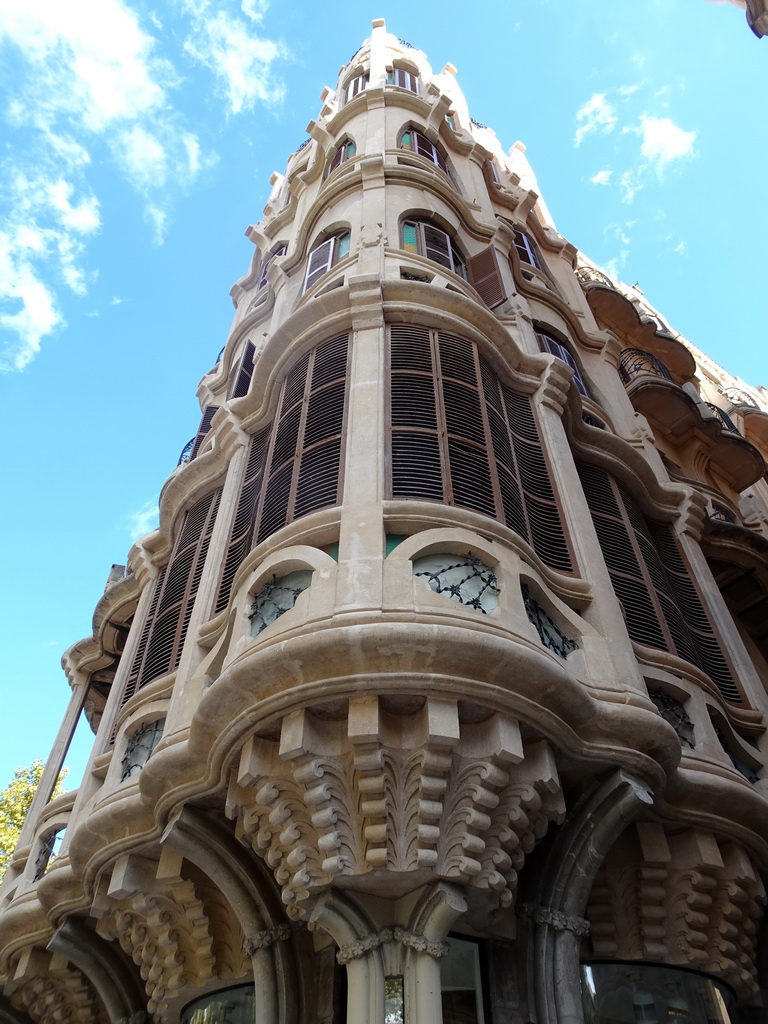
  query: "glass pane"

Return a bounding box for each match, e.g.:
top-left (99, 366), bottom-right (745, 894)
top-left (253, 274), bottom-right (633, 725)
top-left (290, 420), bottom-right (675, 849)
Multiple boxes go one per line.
top-left (400, 131), bottom-right (412, 150)
top-left (182, 984), bottom-right (255, 1024)
top-left (582, 962), bottom-right (736, 1024)
top-left (402, 222), bottom-right (418, 252)
top-left (440, 938), bottom-right (484, 1024)
top-left (337, 232), bottom-right (350, 259)
top-left (385, 976), bottom-right (404, 1024)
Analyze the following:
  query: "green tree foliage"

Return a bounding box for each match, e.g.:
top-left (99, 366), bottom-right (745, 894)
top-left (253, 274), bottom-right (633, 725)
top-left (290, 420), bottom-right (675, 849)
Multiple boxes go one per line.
top-left (0, 761), bottom-right (67, 882)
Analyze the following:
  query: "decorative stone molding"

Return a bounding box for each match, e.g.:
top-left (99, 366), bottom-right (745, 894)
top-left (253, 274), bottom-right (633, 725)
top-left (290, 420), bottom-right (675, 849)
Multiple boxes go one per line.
top-left (114, 1015), bottom-right (149, 1024)
top-left (230, 698), bottom-right (565, 918)
top-left (585, 822), bottom-right (767, 1002)
top-left (4, 956), bottom-right (107, 1024)
top-left (336, 926), bottom-right (450, 964)
top-left (518, 903), bottom-right (590, 937)
top-left (243, 923), bottom-right (292, 955)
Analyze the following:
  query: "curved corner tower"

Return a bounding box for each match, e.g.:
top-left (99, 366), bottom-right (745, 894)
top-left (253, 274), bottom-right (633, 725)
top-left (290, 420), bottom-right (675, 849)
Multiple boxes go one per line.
top-left (3, 19), bottom-right (768, 1024)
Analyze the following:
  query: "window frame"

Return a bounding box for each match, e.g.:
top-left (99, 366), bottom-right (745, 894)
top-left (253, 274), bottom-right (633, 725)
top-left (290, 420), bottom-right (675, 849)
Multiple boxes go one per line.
top-left (401, 219), bottom-right (467, 280)
top-left (387, 67), bottom-right (418, 93)
top-left (257, 244), bottom-right (287, 290)
top-left (303, 231), bottom-right (351, 292)
top-left (399, 128), bottom-right (448, 174)
top-left (326, 139), bottom-right (357, 177)
top-left (513, 229), bottom-right (542, 269)
top-left (535, 329), bottom-right (589, 398)
top-left (343, 72), bottom-right (368, 104)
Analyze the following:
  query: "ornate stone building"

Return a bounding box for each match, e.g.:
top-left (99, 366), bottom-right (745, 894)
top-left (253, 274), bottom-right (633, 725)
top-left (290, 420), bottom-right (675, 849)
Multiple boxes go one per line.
top-left (2, 19), bottom-right (768, 1024)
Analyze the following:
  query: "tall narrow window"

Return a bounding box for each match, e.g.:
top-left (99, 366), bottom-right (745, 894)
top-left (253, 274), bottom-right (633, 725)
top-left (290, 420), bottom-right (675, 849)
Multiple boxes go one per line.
top-left (402, 220), bottom-right (466, 279)
top-left (513, 230), bottom-right (541, 268)
top-left (343, 73), bottom-right (368, 103)
top-left (257, 244), bottom-right (287, 290)
top-left (125, 488), bottom-right (221, 696)
top-left (229, 342), bottom-right (255, 399)
top-left (327, 140), bottom-right (356, 176)
top-left (304, 232), bottom-right (351, 292)
top-left (577, 463), bottom-right (744, 705)
top-left (388, 324), bottom-right (572, 573)
top-left (536, 330), bottom-right (589, 398)
top-left (214, 336), bottom-right (349, 612)
top-left (400, 129), bottom-right (448, 173)
top-left (387, 68), bottom-right (418, 92)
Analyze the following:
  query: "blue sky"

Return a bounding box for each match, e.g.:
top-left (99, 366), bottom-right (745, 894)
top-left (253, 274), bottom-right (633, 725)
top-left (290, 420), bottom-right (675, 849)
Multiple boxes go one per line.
top-left (1, 0), bottom-right (766, 790)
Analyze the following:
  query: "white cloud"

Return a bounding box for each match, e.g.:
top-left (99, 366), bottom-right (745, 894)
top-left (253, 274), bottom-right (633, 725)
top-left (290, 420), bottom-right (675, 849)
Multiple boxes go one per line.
top-left (182, 2), bottom-right (287, 114)
top-left (590, 170), bottom-right (613, 186)
top-left (574, 93), bottom-right (617, 146)
top-left (619, 170), bottom-right (641, 204)
top-left (127, 500), bottom-right (159, 539)
top-left (673, 241), bottom-right (687, 255)
top-left (114, 125), bottom-right (169, 190)
top-left (639, 115), bottom-right (696, 170)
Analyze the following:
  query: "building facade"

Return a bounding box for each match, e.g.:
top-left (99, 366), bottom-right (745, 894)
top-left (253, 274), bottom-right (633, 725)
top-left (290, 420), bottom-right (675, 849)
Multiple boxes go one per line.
top-left (2, 20), bottom-right (768, 1024)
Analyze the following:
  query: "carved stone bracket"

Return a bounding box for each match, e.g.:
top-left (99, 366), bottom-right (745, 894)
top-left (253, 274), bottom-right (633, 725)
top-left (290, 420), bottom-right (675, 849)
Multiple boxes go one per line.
top-left (336, 926), bottom-right (451, 964)
top-left (244, 923), bottom-right (292, 955)
top-left (518, 903), bottom-right (590, 937)
top-left (230, 698), bottom-right (565, 918)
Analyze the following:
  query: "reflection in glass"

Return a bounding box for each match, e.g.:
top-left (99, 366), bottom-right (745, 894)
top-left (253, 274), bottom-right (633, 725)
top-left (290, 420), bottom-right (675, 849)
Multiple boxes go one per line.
top-left (385, 975), bottom-right (404, 1024)
top-left (441, 937), bottom-right (484, 1024)
top-left (181, 984), bottom-right (255, 1024)
top-left (582, 963), bottom-right (736, 1024)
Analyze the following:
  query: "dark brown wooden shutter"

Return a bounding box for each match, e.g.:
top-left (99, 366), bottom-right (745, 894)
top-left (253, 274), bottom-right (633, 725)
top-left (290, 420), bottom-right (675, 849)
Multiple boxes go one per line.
top-left (421, 225), bottom-right (453, 270)
top-left (388, 325), bottom-right (571, 573)
top-left (305, 239), bottom-right (335, 291)
top-left (121, 567), bottom-right (166, 709)
top-left (229, 342), bottom-right (255, 399)
top-left (467, 246), bottom-right (506, 309)
top-left (328, 144), bottom-right (345, 174)
top-left (413, 130), bottom-right (447, 172)
top-left (132, 489), bottom-right (221, 690)
top-left (214, 430), bottom-right (270, 614)
top-left (578, 463), bottom-right (743, 705)
top-left (190, 405), bottom-right (219, 460)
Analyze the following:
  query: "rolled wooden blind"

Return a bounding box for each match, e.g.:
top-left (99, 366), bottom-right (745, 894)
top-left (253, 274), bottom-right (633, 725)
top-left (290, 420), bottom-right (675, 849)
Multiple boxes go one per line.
top-left (229, 342), bottom-right (255, 400)
top-left (190, 405), bottom-right (220, 460)
top-left (577, 463), bottom-right (743, 705)
top-left (213, 335), bottom-right (349, 613)
top-left (389, 325), bottom-right (572, 573)
top-left (127, 488), bottom-right (221, 695)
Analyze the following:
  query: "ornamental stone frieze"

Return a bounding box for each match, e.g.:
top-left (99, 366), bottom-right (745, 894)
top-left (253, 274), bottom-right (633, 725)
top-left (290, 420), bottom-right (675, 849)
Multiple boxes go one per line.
top-left (585, 821), bottom-right (767, 1002)
top-left (3, 949), bottom-right (107, 1024)
top-left (227, 695), bottom-right (565, 918)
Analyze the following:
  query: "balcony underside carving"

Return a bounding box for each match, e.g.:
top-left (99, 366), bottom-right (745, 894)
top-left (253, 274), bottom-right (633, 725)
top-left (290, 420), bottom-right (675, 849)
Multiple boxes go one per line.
top-left (228, 698), bottom-right (565, 921)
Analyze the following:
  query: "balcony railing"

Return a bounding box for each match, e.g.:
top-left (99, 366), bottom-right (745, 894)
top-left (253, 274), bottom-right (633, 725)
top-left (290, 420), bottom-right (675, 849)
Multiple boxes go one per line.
top-left (618, 348), bottom-right (673, 386)
top-left (706, 403), bottom-right (741, 435)
top-left (177, 437), bottom-right (195, 465)
top-left (575, 264), bottom-right (615, 289)
top-left (709, 502), bottom-right (737, 524)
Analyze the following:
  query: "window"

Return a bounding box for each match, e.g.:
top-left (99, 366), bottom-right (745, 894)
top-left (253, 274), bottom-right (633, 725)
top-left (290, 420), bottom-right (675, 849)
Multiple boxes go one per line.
top-left (402, 220), bottom-right (466, 279)
top-left (413, 553), bottom-right (499, 615)
top-left (121, 718), bottom-right (166, 781)
top-left (535, 330), bottom-right (589, 398)
top-left (327, 139), bottom-right (356, 176)
top-left (513, 230), bottom-right (541, 269)
top-left (387, 68), bottom-right (418, 92)
top-left (577, 463), bottom-right (743, 705)
top-left (257, 244), bottom-right (287, 290)
top-left (215, 335), bottom-right (349, 612)
top-left (304, 232), bottom-right (350, 292)
top-left (229, 342), bottom-right (255, 400)
top-left (343, 73), bottom-right (368, 104)
top-left (399, 129), bottom-right (448, 173)
top-left (250, 570), bottom-right (313, 636)
top-left (388, 324), bottom-right (573, 573)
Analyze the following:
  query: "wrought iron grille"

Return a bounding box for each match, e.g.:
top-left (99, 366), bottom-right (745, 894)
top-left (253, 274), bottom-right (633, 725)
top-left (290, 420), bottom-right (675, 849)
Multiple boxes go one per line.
top-left (413, 554), bottom-right (499, 615)
top-left (709, 503), bottom-right (737, 524)
top-left (522, 585), bottom-right (578, 658)
top-left (177, 437), bottom-right (195, 465)
top-left (575, 265), bottom-right (615, 289)
top-left (250, 570), bottom-right (313, 636)
top-left (705, 403), bottom-right (741, 435)
top-left (618, 348), bottom-right (673, 386)
top-left (121, 718), bottom-right (166, 781)
top-left (649, 690), bottom-right (695, 748)
top-left (33, 829), bottom-right (63, 881)
top-left (714, 724), bottom-right (759, 784)
top-left (582, 412), bottom-right (605, 429)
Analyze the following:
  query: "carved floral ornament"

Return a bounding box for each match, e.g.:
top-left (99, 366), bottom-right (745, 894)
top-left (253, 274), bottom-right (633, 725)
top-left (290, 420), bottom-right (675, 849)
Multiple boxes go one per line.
top-left (227, 696), bottom-right (565, 919)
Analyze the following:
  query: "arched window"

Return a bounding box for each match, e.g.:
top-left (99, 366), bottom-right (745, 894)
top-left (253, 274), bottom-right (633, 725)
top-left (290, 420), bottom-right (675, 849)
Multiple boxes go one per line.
top-left (388, 324), bottom-right (573, 573)
top-left (258, 244), bottom-right (287, 289)
top-left (402, 219), bottom-right (466, 279)
top-left (387, 67), bottom-right (418, 93)
top-left (399, 128), bottom-right (448, 173)
top-left (304, 231), bottom-right (351, 292)
top-left (343, 72), bottom-right (368, 104)
top-left (327, 139), bottom-right (356, 176)
top-left (577, 463), bottom-right (744, 706)
top-left (535, 329), bottom-right (589, 398)
top-left (513, 230), bottom-right (541, 269)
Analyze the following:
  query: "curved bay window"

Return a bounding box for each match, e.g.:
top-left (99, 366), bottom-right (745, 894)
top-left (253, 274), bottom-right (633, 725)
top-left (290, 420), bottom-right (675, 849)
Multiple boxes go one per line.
top-left (402, 219), bottom-right (466, 279)
top-left (343, 72), bottom-right (368, 104)
top-left (388, 324), bottom-right (573, 574)
top-left (387, 67), bottom-right (418, 92)
top-left (327, 139), bottom-right (356, 176)
top-left (215, 335), bottom-right (348, 612)
top-left (122, 488), bottom-right (221, 703)
top-left (303, 231), bottom-right (350, 292)
top-left (536, 329), bottom-right (589, 397)
top-left (577, 463), bottom-right (744, 705)
top-left (399, 127), bottom-right (448, 173)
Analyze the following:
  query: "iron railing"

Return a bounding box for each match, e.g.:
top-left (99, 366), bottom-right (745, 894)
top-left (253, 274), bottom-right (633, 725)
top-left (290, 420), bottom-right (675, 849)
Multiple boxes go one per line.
top-left (706, 403), bottom-right (741, 434)
top-left (618, 348), bottom-right (673, 386)
top-left (709, 503), bottom-right (737, 525)
top-left (575, 265), bottom-right (615, 289)
top-left (177, 437), bottom-right (195, 465)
